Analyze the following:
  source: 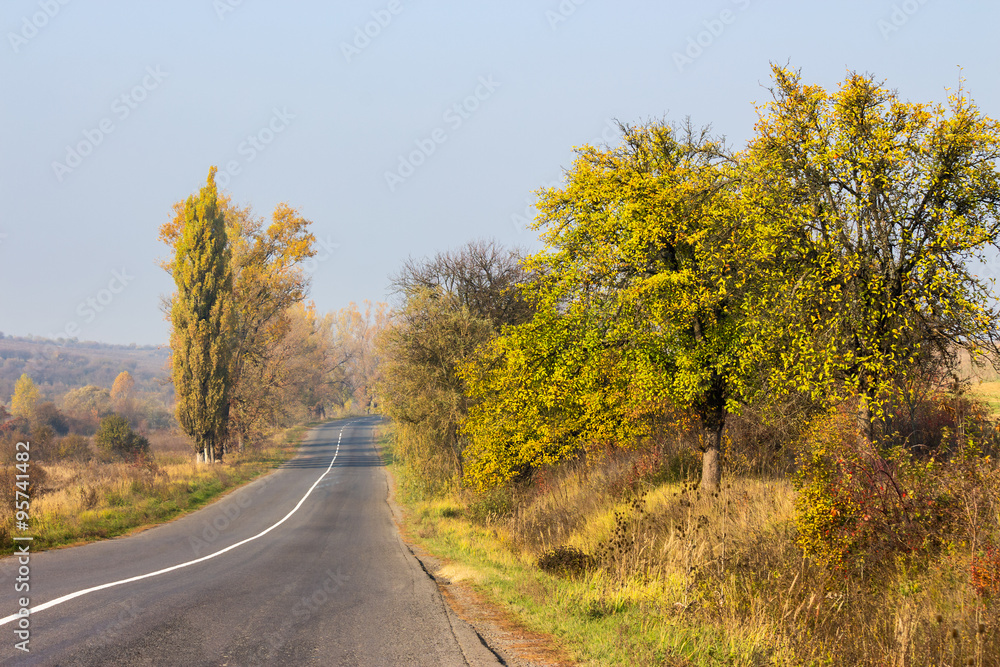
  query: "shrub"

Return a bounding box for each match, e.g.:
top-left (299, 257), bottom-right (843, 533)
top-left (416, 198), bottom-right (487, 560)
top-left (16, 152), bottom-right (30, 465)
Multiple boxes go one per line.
top-left (28, 425), bottom-right (56, 461)
top-left (537, 545), bottom-right (595, 578)
top-left (94, 414), bottom-right (150, 458)
top-left (56, 434), bottom-right (91, 462)
top-left (971, 541), bottom-right (1000, 599)
top-left (793, 405), bottom-right (954, 577)
top-left (465, 485), bottom-right (515, 524)
top-left (33, 401), bottom-right (69, 435)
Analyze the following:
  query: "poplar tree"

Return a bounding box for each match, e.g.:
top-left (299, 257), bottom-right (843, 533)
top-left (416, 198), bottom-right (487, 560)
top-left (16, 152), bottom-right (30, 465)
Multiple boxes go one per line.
top-left (170, 167), bottom-right (234, 463)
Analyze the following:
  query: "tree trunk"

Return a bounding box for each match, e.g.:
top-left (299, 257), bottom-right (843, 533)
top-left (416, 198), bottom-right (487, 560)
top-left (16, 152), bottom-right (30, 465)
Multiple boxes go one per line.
top-left (202, 436), bottom-right (214, 464)
top-left (701, 419), bottom-right (724, 492)
top-left (856, 397), bottom-right (873, 443)
top-left (450, 427), bottom-right (464, 480)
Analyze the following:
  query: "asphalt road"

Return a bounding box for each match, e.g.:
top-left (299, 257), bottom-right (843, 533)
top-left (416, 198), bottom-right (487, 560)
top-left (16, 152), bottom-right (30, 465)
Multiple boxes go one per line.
top-left (0, 417), bottom-right (501, 666)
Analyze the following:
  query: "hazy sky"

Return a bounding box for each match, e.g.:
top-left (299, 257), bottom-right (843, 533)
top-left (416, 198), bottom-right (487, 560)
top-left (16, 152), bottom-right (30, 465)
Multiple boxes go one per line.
top-left (2, 1), bottom-right (998, 345)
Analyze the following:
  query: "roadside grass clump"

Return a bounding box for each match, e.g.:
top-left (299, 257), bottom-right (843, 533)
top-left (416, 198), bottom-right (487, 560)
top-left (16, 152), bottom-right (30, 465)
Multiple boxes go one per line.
top-left (465, 485), bottom-right (516, 525)
top-left (537, 545), bottom-right (594, 578)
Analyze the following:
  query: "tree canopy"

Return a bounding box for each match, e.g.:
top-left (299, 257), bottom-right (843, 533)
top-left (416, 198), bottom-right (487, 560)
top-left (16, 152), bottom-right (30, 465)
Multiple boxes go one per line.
top-left (454, 67), bottom-right (1000, 491)
top-left (169, 167), bottom-right (234, 463)
top-left (746, 66), bottom-right (1000, 436)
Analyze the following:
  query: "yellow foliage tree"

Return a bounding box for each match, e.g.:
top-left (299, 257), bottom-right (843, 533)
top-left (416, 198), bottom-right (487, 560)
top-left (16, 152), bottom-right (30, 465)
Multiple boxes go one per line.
top-left (746, 66), bottom-right (1000, 438)
top-left (10, 373), bottom-right (39, 421)
top-left (161, 174), bottom-right (316, 451)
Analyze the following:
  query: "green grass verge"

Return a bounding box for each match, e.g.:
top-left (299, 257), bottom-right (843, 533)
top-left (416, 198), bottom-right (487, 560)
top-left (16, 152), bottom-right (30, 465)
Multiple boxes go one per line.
top-left (384, 463), bottom-right (772, 663)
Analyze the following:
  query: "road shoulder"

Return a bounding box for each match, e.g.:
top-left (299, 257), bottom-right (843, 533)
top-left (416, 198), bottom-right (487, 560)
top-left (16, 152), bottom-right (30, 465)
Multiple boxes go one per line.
top-left (376, 435), bottom-right (574, 667)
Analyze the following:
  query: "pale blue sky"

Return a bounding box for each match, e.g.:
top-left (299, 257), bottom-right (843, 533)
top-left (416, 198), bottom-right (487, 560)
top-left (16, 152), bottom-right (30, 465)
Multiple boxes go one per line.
top-left (2, 0), bottom-right (998, 345)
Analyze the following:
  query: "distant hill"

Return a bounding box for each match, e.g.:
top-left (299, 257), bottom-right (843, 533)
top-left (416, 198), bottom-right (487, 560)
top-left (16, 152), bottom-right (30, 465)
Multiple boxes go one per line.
top-left (0, 334), bottom-right (172, 405)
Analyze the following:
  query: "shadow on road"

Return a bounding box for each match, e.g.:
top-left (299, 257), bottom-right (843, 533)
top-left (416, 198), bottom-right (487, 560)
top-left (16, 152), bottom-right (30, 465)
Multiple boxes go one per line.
top-left (278, 453), bottom-right (384, 469)
top-left (277, 435), bottom-right (384, 469)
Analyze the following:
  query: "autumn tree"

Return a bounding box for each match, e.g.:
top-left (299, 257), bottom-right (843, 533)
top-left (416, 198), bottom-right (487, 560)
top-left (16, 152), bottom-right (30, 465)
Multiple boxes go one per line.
top-left (161, 187), bottom-right (316, 451)
top-left (377, 240), bottom-right (533, 490)
top-left (379, 290), bottom-right (493, 487)
top-left (10, 373), bottom-right (39, 421)
top-left (62, 385), bottom-right (112, 427)
top-left (464, 123), bottom-right (772, 491)
top-left (169, 167), bottom-right (234, 463)
top-left (329, 300), bottom-right (391, 413)
top-left (747, 67), bottom-right (1000, 439)
top-left (393, 240), bottom-right (535, 326)
top-left (110, 370), bottom-right (134, 408)
top-left (462, 304), bottom-right (661, 489)
top-left (110, 370), bottom-right (137, 425)
top-left (225, 203), bottom-right (314, 448)
top-left (276, 303), bottom-right (340, 423)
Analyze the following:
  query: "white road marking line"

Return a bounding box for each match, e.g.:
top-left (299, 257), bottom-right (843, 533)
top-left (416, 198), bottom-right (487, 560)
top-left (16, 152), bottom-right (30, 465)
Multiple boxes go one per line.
top-left (0, 421), bottom-right (355, 626)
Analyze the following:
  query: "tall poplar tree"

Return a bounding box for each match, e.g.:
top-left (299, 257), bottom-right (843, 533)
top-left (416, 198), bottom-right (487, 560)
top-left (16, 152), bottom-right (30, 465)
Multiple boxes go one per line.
top-left (170, 167), bottom-right (234, 463)
top-left (161, 194), bottom-right (316, 451)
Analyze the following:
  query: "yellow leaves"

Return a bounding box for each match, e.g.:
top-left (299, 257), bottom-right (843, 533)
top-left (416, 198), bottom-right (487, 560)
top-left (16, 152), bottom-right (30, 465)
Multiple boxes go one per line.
top-left (10, 373), bottom-right (39, 420)
top-left (463, 68), bottom-right (1000, 489)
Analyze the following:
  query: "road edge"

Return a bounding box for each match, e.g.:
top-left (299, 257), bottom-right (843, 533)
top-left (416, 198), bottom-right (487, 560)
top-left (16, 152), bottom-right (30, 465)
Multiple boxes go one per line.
top-left (371, 419), bottom-right (573, 667)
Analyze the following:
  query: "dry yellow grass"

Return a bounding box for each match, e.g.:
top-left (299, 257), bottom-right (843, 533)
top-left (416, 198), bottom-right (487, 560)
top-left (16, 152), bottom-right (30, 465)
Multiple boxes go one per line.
top-left (1, 425), bottom-right (305, 554)
top-left (429, 447), bottom-right (1000, 665)
top-left (971, 380), bottom-right (1000, 417)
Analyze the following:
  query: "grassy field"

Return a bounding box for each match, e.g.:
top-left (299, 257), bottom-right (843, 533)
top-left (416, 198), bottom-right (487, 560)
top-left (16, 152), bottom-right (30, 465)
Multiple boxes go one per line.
top-left (972, 381), bottom-right (1000, 417)
top-left (0, 424), bottom-right (313, 556)
top-left (381, 426), bottom-right (1000, 666)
